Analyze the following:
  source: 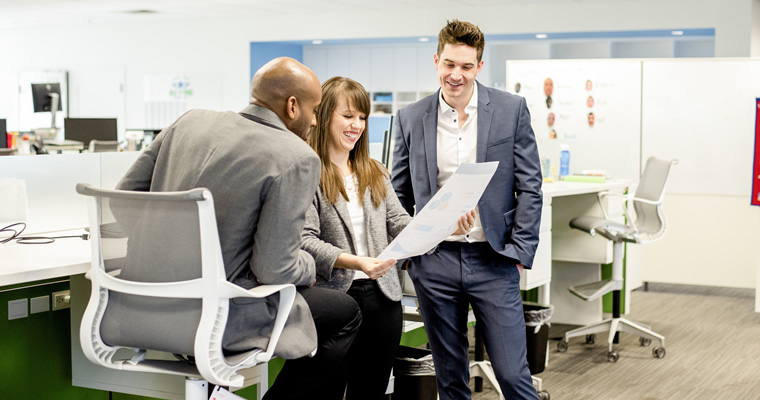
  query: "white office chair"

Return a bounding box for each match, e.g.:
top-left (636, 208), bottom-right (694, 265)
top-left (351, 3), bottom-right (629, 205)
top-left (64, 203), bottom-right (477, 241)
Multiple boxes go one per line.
top-left (88, 140), bottom-right (120, 152)
top-left (76, 183), bottom-right (297, 400)
top-left (557, 157), bottom-right (677, 362)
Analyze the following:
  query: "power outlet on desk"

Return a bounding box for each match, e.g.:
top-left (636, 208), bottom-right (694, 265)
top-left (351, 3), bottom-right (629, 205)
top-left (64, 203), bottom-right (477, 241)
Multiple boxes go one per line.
top-left (52, 290), bottom-right (71, 311)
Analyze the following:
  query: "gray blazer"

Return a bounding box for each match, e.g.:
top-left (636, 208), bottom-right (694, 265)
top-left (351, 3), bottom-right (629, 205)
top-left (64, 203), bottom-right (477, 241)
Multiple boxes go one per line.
top-left (117, 104), bottom-right (320, 359)
top-left (392, 82), bottom-right (543, 268)
top-left (302, 173), bottom-right (412, 301)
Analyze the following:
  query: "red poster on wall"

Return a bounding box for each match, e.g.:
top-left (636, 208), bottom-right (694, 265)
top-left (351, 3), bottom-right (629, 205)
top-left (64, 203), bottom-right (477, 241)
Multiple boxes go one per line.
top-left (753, 98), bottom-right (760, 206)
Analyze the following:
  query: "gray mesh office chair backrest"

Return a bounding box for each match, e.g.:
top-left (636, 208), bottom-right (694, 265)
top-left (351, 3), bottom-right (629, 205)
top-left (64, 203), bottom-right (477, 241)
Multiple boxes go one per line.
top-left (99, 192), bottom-right (204, 355)
top-left (632, 157), bottom-right (676, 241)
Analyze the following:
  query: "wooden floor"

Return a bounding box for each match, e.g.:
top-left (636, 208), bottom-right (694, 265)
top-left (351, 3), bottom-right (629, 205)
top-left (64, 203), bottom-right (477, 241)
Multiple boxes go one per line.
top-left (466, 284), bottom-right (760, 400)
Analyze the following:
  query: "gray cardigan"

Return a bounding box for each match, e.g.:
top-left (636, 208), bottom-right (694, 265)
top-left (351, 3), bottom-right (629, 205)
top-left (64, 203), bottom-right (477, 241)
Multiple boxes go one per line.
top-left (302, 174), bottom-right (413, 301)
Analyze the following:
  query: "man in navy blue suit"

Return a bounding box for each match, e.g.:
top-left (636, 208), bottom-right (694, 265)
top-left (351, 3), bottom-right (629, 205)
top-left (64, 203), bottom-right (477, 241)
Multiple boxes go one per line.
top-left (391, 20), bottom-right (543, 400)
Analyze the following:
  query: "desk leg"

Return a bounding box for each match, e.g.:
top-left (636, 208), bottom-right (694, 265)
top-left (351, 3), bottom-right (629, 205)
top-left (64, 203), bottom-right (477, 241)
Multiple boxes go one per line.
top-left (538, 282), bottom-right (550, 305)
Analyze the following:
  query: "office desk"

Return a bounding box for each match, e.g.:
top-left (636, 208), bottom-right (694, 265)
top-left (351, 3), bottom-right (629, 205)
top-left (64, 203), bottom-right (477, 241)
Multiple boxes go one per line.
top-left (2, 232), bottom-right (266, 400)
top-left (1, 229), bottom-right (90, 286)
top-left (520, 179), bottom-right (632, 325)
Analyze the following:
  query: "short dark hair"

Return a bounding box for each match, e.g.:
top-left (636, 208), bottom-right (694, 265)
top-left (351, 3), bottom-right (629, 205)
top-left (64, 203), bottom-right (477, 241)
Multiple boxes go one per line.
top-left (437, 19), bottom-right (485, 62)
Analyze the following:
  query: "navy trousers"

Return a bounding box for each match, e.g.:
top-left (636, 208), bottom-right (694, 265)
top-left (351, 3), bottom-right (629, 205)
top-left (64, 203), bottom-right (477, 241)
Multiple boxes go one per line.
top-left (408, 241), bottom-right (538, 400)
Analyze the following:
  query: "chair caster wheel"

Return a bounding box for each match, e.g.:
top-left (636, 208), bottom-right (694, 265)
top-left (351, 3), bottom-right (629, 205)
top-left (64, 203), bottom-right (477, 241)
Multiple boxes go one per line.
top-left (607, 351), bottom-right (619, 363)
top-left (653, 346), bottom-right (666, 359)
top-left (557, 341), bottom-right (568, 353)
top-left (639, 337), bottom-right (652, 347)
top-left (538, 390), bottom-right (551, 400)
top-left (586, 334), bottom-right (596, 344)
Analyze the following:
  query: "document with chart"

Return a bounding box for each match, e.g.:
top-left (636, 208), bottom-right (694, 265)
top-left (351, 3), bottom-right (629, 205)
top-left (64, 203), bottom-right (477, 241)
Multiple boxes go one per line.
top-left (378, 162), bottom-right (499, 261)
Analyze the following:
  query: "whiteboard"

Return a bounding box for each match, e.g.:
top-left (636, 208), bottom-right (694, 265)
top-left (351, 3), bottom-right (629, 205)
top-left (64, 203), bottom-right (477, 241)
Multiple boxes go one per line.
top-left (506, 60), bottom-right (642, 181)
top-left (641, 59), bottom-right (760, 196)
top-left (68, 68), bottom-right (125, 141)
top-left (143, 72), bottom-right (223, 130)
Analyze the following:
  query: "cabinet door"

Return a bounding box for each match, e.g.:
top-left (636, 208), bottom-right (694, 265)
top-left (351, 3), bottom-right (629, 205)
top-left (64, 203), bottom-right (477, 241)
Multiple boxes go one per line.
top-left (349, 48), bottom-right (372, 87)
top-left (303, 47), bottom-right (328, 84)
top-left (327, 47), bottom-right (351, 81)
top-left (370, 47), bottom-right (394, 92)
top-left (393, 47), bottom-right (417, 91)
top-left (416, 45), bottom-right (437, 92)
top-left (521, 230), bottom-right (552, 291)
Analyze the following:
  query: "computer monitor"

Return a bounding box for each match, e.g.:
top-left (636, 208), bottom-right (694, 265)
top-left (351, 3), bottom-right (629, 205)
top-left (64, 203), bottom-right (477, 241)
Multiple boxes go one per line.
top-left (0, 119), bottom-right (7, 149)
top-left (381, 115), bottom-right (394, 168)
top-left (64, 118), bottom-right (118, 144)
top-left (31, 83), bottom-right (62, 113)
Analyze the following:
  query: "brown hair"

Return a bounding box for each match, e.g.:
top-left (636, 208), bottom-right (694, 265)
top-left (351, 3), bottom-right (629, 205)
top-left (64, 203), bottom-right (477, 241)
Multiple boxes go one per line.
top-left (437, 19), bottom-right (485, 62)
top-left (308, 77), bottom-right (388, 207)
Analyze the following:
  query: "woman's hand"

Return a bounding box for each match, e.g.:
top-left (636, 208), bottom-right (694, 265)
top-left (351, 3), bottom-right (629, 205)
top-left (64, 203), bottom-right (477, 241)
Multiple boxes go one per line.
top-left (452, 209), bottom-right (477, 235)
top-left (355, 256), bottom-right (397, 280)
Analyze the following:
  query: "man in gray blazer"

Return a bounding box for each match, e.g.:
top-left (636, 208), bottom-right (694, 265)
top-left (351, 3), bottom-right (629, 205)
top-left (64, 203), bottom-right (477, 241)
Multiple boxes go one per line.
top-left (117, 57), bottom-right (361, 399)
top-left (391, 21), bottom-right (543, 400)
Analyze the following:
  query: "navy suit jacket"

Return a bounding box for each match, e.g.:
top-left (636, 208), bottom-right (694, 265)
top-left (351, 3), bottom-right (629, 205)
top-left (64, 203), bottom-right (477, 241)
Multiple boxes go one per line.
top-left (391, 82), bottom-right (543, 268)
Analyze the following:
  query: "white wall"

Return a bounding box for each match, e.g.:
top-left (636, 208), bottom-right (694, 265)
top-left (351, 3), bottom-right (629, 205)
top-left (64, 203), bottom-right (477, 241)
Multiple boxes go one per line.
top-left (0, 0), bottom-right (757, 134)
top-left (643, 195), bottom-right (760, 288)
top-left (0, 19), bottom-right (250, 133)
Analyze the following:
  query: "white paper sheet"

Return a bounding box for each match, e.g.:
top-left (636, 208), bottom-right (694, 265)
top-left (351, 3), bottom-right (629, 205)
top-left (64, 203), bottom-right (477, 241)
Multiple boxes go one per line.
top-left (378, 162), bottom-right (499, 261)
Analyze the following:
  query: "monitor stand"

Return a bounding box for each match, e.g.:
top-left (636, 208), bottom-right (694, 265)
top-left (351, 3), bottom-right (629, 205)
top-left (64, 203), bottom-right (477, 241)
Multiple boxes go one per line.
top-left (33, 93), bottom-right (61, 153)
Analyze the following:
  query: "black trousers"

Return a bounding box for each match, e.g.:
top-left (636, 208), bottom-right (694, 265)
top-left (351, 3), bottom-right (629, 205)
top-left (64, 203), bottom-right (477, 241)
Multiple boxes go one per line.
top-left (263, 286), bottom-right (362, 400)
top-left (343, 279), bottom-right (403, 400)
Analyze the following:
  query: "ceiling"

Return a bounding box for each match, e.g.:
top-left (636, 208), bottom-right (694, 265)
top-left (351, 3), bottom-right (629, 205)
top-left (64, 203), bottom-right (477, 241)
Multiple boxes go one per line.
top-left (0, 0), bottom-right (599, 29)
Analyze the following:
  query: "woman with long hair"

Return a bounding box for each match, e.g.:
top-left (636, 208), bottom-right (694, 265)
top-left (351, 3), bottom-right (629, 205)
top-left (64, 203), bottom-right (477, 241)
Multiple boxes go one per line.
top-left (302, 76), bottom-right (473, 399)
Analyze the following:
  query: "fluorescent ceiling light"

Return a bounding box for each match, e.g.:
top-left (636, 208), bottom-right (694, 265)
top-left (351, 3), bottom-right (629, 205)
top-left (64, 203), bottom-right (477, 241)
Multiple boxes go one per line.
top-left (312, 40), bottom-right (323, 45)
top-left (671, 31), bottom-right (684, 36)
top-left (418, 37), bottom-right (430, 42)
top-left (535, 34), bottom-right (548, 39)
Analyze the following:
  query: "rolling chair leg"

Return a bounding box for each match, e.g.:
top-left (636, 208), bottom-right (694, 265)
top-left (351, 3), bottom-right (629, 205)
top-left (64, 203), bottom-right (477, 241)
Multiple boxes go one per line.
top-left (469, 360), bottom-right (504, 400)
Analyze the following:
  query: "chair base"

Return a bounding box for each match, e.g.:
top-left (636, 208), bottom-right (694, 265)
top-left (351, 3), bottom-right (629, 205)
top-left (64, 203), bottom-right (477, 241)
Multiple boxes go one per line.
top-left (470, 360), bottom-right (503, 400)
top-left (469, 360), bottom-right (549, 400)
top-left (559, 316), bottom-right (666, 362)
top-left (568, 278), bottom-right (623, 301)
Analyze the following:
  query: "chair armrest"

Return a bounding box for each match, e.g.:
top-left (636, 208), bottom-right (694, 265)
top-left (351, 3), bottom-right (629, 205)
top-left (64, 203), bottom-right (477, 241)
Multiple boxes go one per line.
top-left (629, 196), bottom-right (661, 205)
top-left (596, 191), bottom-right (632, 220)
top-left (220, 282), bottom-right (298, 362)
top-left (596, 190), bottom-right (642, 234)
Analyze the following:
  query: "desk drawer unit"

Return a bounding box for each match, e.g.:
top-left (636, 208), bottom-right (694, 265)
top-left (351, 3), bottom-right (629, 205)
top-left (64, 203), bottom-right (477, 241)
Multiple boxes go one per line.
top-left (521, 201), bottom-right (552, 290)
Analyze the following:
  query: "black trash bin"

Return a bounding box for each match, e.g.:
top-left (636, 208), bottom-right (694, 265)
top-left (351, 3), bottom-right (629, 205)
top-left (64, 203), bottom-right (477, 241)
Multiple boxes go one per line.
top-left (523, 302), bottom-right (554, 374)
top-left (393, 346), bottom-right (437, 400)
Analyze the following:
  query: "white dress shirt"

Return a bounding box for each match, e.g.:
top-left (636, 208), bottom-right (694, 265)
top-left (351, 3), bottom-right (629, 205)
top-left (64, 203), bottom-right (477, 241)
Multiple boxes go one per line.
top-left (436, 85), bottom-right (486, 243)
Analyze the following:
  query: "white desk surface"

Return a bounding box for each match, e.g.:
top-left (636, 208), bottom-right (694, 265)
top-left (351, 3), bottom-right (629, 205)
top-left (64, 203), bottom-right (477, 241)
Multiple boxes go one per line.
top-left (1, 229), bottom-right (91, 287)
top-left (542, 179), bottom-right (631, 198)
top-left (2, 179), bottom-right (632, 289)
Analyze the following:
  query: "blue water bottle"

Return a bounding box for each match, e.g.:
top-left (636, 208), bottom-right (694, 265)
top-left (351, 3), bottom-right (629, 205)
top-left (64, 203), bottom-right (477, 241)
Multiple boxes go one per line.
top-left (559, 144), bottom-right (570, 178)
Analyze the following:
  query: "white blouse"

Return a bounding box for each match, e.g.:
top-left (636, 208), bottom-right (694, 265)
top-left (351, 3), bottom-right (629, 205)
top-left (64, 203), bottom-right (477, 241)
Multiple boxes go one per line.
top-left (344, 173), bottom-right (370, 280)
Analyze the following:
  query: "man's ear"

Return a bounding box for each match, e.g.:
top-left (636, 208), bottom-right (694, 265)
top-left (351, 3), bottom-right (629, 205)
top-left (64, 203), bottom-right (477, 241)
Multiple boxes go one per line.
top-left (286, 96), bottom-right (298, 120)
